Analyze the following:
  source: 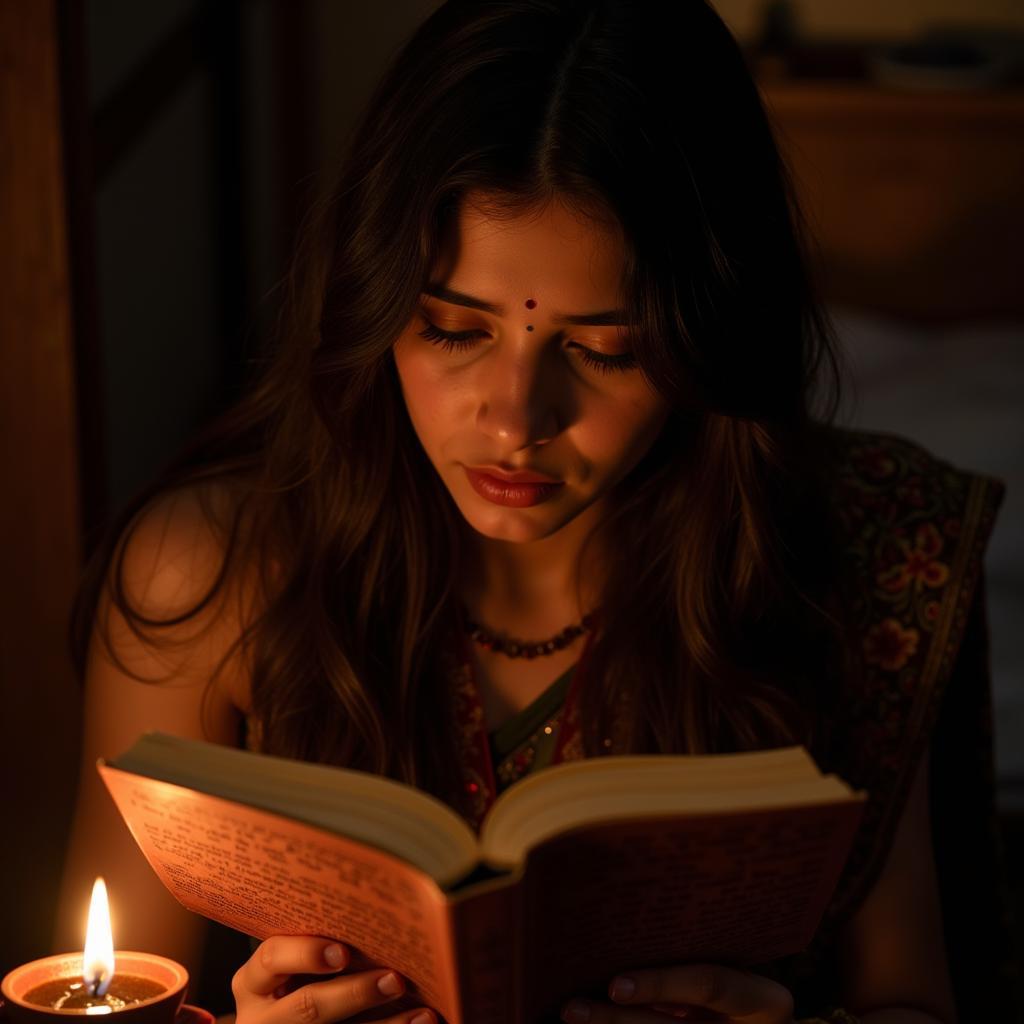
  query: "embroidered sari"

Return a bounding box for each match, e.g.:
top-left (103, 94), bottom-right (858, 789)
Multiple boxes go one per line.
top-left (439, 427), bottom-right (1013, 1021)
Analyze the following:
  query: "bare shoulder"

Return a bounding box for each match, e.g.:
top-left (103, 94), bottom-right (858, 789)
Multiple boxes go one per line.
top-left (98, 475), bottom-right (262, 714)
top-left (112, 477), bottom-right (247, 611)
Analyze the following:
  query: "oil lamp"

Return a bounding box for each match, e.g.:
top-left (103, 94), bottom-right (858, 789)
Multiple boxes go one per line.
top-left (2, 879), bottom-right (202, 1024)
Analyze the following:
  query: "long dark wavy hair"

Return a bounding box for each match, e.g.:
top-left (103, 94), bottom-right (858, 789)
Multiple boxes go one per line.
top-left (73, 0), bottom-right (856, 820)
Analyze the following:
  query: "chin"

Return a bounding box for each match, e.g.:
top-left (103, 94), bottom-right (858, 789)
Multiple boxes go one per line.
top-left (454, 494), bottom-right (584, 544)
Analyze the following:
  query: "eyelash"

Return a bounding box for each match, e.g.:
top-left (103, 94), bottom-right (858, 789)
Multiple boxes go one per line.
top-left (416, 320), bottom-right (638, 375)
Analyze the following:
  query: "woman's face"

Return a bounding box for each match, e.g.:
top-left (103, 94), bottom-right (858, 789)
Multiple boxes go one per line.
top-left (392, 192), bottom-right (671, 544)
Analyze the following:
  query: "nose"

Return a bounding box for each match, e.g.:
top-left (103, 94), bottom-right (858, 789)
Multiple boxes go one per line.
top-left (475, 341), bottom-right (562, 452)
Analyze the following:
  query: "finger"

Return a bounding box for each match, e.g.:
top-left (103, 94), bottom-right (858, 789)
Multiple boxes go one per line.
top-left (376, 1010), bottom-right (437, 1024)
top-left (649, 1006), bottom-right (726, 1021)
top-left (606, 965), bottom-right (794, 1023)
top-left (269, 970), bottom-right (422, 1024)
top-left (234, 937), bottom-right (351, 1000)
top-left (562, 999), bottom-right (717, 1024)
top-left (628, 1001), bottom-right (728, 1021)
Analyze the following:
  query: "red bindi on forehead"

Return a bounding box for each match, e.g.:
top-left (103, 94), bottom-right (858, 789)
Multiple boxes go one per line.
top-left (525, 298), bottom-right (537, 309)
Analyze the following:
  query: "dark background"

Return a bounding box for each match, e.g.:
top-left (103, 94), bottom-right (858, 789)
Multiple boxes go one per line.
top-left (2, 0), bottom-right (1023, 1012)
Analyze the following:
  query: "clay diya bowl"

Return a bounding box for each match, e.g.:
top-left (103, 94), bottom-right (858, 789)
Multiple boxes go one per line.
top-left (1, 953), bottom-right (187, 1024)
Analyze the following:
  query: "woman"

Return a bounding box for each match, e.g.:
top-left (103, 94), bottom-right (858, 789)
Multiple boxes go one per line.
top-left (55, 1), bottom-right (1005, 1022)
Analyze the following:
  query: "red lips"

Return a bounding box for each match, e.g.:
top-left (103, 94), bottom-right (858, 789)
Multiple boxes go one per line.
top-left (466, 464), bottom-right (561, 484)
top-left (463, 466), bottom-right (564, 507)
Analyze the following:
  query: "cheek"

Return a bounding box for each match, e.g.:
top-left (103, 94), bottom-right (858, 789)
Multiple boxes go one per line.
top-left (393, 341), bottom-right (466, 446)
top-left (393, 344), bottom-right (431, 440)
top-left (581, 389), bottom-right (669, 466)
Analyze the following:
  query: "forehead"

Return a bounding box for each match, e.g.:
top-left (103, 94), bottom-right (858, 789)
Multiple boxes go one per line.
top-left (432, 192), bottom-right (627, 302)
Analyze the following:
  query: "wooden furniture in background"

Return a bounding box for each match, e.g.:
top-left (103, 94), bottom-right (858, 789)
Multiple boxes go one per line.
top-left (759, 79), bottom-right (1024, 323)
top-left (0, 0), bottom-right (84, 975)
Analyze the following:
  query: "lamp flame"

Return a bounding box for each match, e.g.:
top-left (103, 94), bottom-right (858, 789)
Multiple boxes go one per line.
top-left (83, 877), bottom-right (115, 996)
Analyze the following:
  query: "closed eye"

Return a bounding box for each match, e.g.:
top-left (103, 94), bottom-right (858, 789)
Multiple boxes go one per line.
top-left (418, 321), bottom-right (481, 349)
top-left (416, 319), bottom-right (638, 375)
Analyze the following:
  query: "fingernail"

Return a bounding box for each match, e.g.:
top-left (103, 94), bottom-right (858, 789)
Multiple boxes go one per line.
top-left (561, 1000), bottom-right (591, 1023)
top-left (324, 943), bottom-right (345, 967)
top-left (410, 1014), bottom-right (432, 1024)
top-left (610, 975), bottom-right (635, 1000)
top-left (377, 972), bottom-right (403, 996)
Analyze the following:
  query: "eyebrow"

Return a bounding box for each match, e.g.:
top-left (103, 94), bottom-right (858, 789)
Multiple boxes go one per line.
top-left (422, 283), bottom-right (628, 326)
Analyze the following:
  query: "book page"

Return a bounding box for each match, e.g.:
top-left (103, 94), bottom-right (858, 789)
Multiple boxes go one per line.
top-left (100, 766), bottom-right (460, 1022)
top-left (518, 801), bottom-right (864, 1023)
top-left (484, 764), bottom-right (851, 869)
top-left (116, 732), bottom-right (479, 888)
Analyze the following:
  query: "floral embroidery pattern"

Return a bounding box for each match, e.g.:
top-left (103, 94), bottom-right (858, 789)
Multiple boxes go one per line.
top-left (877, 522), bottom-right (950, 593)
top-left (494, 715), bottom-right (560, 790)
top-left (829, 437), bottom-right (971, 781)
top-left (852, 444), bottom-right (897, 481)
top-left (863, 617), bottom-right (919, 672)
top-left (442, 634), bottom-right (495, 833)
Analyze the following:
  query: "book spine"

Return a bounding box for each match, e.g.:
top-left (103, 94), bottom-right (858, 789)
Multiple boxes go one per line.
top-left (448, 875), bottom-right (522, 1024)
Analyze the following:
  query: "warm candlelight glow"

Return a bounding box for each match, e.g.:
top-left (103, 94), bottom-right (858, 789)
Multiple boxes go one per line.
top-left (83, 878), bottom-right (115, 997)
top-left (3, 876), bottom-right (188, 1024)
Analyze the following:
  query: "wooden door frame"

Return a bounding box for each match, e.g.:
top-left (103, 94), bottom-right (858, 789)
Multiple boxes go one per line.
top-left (0, 0), bottom-right (84, 974)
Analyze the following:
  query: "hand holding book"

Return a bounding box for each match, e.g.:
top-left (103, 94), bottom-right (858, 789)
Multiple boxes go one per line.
top-left (561, 962), bottom-right (796, 1023)
top-left (231, 936), bottom-right (433, 1024)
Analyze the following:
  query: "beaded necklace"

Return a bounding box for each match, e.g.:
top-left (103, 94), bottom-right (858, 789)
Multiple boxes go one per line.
top-left (462, 606), bottom-right (597, 659)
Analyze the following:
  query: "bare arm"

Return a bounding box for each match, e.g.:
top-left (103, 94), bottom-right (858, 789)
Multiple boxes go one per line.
top-left (52, 487), bottom-right (250, 988)
top-left (838, 741), bottom-right (958, 1024)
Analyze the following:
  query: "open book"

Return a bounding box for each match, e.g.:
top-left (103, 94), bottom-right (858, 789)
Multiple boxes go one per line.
top-left (99, 732), bottom-right (865, 1024)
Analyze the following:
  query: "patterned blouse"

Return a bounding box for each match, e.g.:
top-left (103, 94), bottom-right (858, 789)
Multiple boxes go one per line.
top-left (489, 663), bottom-right (573, 792)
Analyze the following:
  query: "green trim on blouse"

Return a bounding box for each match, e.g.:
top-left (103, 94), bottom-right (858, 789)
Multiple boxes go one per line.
top-left (488, 662), bottom-right (575, 785)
